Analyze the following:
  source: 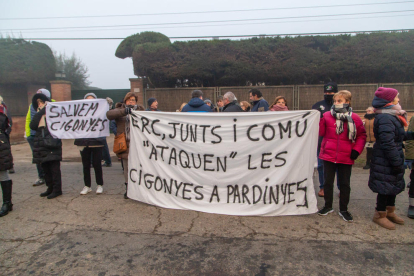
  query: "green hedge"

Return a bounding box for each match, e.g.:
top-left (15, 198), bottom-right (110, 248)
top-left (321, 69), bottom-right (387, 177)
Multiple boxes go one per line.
top-left (0, 38), bottom-right (56, 84)
top-left (116, 31), bottom-right (414, 87)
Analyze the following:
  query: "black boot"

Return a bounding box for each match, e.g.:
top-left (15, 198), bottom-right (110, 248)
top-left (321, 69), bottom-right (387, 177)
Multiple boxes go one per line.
top-left (40, 182), bottom-right (53, 197)
top-left (124, 183), bottom-right (128, 199)
top-left (0, 180), bottom-right (13, 217)
top-left (47, 163), bottom-right (62, 199)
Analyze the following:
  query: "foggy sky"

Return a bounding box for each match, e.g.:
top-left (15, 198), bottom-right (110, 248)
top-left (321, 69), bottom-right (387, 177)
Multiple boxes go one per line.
top-left (1, 0), bottom-right (413, 89)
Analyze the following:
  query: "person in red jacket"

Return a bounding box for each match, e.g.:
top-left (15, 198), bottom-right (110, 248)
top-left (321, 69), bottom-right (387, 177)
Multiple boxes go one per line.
top-left (317, 90), bottom-right (367, 222)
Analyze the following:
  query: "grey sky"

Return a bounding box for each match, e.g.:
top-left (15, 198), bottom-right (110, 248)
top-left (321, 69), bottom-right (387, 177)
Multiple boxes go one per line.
top-left (1, 0), bottom-right (413, 89)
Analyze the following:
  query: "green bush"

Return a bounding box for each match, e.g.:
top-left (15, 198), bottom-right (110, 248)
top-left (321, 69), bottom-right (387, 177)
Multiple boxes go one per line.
top-left (116, 31), bottom-right (414, 87)
top-left (0, 38), bottom-right (55, 84)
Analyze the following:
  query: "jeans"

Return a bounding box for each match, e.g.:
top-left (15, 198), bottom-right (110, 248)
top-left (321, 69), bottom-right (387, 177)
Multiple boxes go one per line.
top-left (102, 139), bottom-right (111, 165)
top-left (27, 135), bottom-right (45, 179)
top-left (81, 147), bottom-right (103, 187)
top-left (323, 161), bottom-right (352, 211)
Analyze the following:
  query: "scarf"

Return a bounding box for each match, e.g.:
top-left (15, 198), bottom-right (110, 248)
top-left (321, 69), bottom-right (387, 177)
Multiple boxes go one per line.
top-left (330, 104), bottom-right (357, 142)
top-left (125, 105), bottom-right (139, 141)
top-left (270, 105), bottom-right (289, 111)
top-left (0, 103), bottom-right (10, 129)
top-left (364, 113), bottom-right (375, 120)
top-left (0, 103), bottom-right (7, 118)
top-left (374, 103), bottom-right (408, 127)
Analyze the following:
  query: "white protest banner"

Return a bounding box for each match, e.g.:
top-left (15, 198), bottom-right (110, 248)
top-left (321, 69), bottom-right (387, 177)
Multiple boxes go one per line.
top-left (45, 99), bottom-right (110, 139)
top-left (128, 110), bottom-right (319, 216)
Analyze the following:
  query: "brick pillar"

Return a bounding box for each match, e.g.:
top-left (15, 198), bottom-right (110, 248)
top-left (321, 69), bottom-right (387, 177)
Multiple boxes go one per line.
top-left (50, 80), bottom-right (72, 102)
top-left (129, 78), bottom-right (144, 107)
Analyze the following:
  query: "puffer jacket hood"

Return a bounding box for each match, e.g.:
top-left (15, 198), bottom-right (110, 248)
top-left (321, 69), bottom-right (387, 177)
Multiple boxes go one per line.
top-left (188, 98), bottom-right (206, 108)
top-left (372, 96), bottom-right (390, 109)
top-left (32, 93), bottom-right (50, 110)
top-left (181, 98), bottom-right (212, 112)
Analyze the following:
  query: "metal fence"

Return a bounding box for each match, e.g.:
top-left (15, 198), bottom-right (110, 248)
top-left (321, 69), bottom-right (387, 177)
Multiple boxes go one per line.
top-left (143, 83), bottom-right (414, 112)
top-left (145, 88), bottom-right (215, 112)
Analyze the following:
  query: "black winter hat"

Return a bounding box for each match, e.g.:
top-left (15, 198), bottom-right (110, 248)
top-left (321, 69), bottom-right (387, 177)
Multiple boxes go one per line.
top-left (147, 97), bottom-right (157, 107)
top-left (324, 82), bottom-right (338, 93)
top-left (32, 93), bottom-right (50, 110)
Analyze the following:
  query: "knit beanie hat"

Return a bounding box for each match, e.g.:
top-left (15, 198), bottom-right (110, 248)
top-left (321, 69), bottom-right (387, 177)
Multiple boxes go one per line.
top-left (84, 92), bottom-right (97, 99)
top-left (374, 87), bottom-right (399, 103)
top-left (147, 97), bottom-right (157, 107)
top-left (37, 88), bottom-right (51, 99)
top-left (324, 82), bottom-right (338, 93)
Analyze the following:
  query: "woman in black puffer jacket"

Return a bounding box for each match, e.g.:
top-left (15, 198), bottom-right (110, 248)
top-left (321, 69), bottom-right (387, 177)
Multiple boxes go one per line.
top-left (369, 87), bottom-right (413, 230)
top-left (0, 97), bottom-right (13, 217)
top-left (30, 93), bottom-right (62, 199)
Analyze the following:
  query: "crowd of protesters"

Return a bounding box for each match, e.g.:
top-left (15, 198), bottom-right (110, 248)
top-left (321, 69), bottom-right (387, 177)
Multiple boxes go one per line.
top-left (1, 83), bottom-right (414, 231)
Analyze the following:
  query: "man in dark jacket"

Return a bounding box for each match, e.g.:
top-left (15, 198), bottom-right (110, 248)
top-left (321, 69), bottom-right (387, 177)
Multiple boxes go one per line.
top-left (312, 82), bottom-right (338, 197)
top-left (249, 89), bottom-right (269, 112)
top-left (222, 92), bottom-right (243, 112)
top-left (181, 90), bottom-right (212, 112)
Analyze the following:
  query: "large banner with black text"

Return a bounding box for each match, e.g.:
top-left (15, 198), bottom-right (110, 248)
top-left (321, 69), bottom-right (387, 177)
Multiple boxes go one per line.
top-left (45, 99), bottom-right (110, 139)
top-left (128, 110), bottom-right (319, 216)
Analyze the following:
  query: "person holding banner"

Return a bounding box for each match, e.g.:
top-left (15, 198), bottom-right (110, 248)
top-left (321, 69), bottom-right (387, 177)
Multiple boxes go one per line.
top-left (317, 90), bottom-right (366, 222)
top-left (106, 92), bottom-right (144, 199)
top-left (0, 97), bottom-right (14, 217)
top-left (75, 93), bottom-right (107, 195)
top-left (30, 93), bottom-right (63, 199)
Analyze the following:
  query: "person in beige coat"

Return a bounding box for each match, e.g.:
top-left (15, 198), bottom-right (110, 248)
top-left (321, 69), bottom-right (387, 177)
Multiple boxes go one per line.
top-left (106, 92), bottom-right (144, 198)
top-left (363, 107), bottom-right (375, 169)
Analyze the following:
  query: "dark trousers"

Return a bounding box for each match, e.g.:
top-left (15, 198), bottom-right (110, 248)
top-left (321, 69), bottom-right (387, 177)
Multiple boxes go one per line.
top-left (376, 194), bottom-right (396, 211)
top-left (365, 147), bottom-right (373, 166)
top-left (323, 161), bottom-right (352, 211)
top-left (102, 139), bottom-right (111, 165)
top-left (81, 147), bottom-right (103, 187)
top-left (41, 160), bottom-right (62, 193)
top-left (27, 135), bottom-right (45, 178)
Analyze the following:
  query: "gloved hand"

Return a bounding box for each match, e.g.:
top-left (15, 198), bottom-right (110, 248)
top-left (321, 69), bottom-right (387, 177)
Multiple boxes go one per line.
top-left (106, 97), bottom-right (113, 107)
top-left (125, 107), bottom-right (132, 115)
top-left (350, 150), bottom-right (359, 160)
top-left (391, 166), bottom-right (405, 175)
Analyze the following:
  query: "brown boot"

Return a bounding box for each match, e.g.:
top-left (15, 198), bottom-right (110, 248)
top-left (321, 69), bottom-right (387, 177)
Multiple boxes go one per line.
top-left (373, 210), bottom-right (396, 230)
top-left (386, 206), bottom-right (405, 225)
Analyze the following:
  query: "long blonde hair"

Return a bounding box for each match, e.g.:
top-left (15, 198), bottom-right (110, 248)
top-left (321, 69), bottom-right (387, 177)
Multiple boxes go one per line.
top-left (177, 102), bottom-right (187, 112)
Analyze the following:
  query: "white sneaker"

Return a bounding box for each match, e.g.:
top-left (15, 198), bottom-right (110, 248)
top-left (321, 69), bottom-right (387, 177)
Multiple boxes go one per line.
top-left (80, 186), bottom-right (92, 195)
top-left (96, 185), bottom-right (103, 194)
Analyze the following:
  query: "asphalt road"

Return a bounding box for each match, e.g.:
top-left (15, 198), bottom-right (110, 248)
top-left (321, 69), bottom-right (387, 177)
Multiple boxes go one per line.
top-left (1, 140), bottom-right (414, 275)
